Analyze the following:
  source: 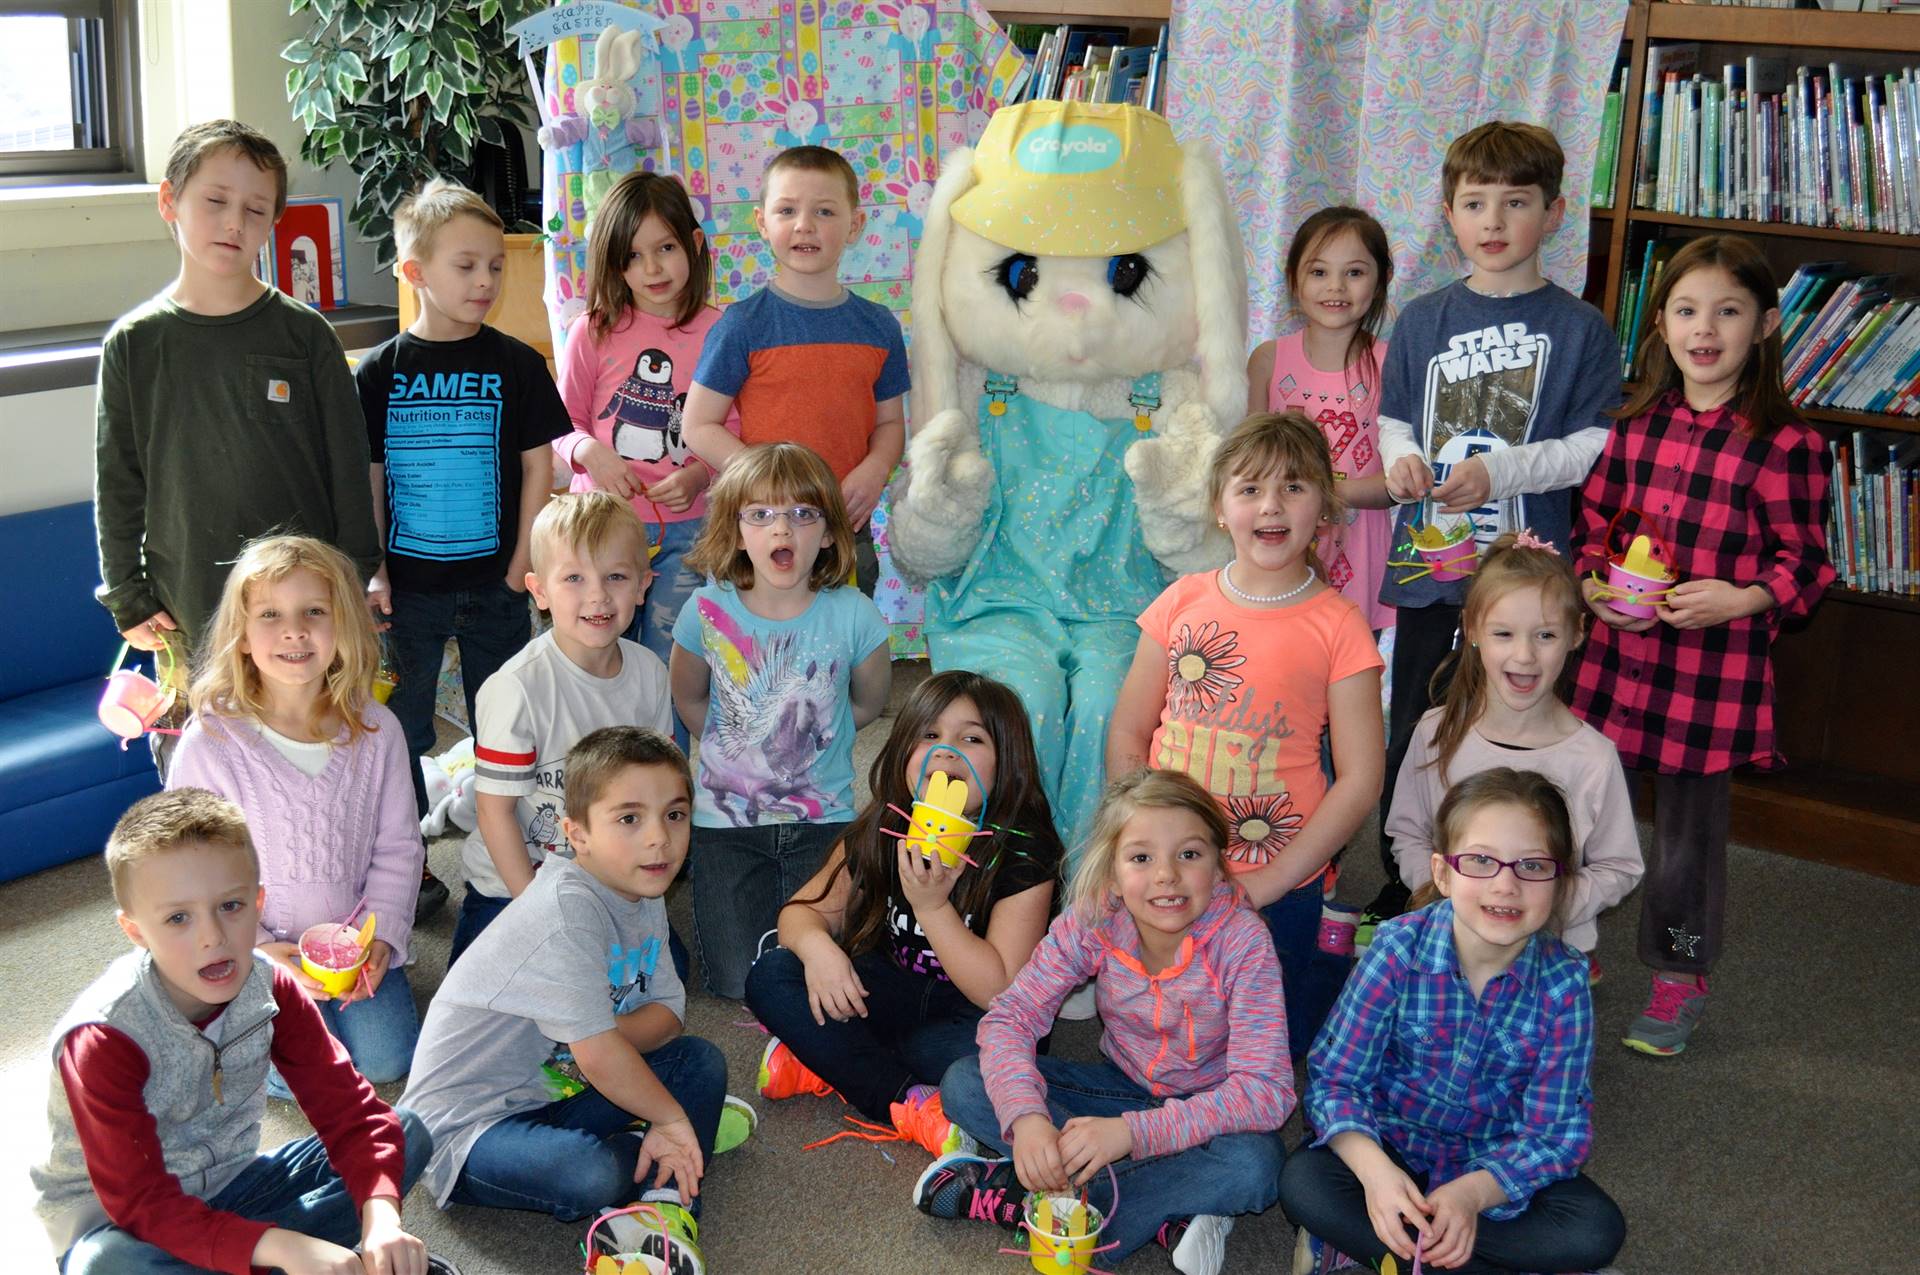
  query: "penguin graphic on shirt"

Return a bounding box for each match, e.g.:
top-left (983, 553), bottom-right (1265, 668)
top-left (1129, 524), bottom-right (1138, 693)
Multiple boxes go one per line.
top-left (599, 348), bottom-right (686, 464)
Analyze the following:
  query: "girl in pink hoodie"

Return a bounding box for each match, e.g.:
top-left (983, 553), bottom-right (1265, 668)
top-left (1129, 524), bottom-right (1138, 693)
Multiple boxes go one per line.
top-left (915, 769), bottom-right (1293, 1275)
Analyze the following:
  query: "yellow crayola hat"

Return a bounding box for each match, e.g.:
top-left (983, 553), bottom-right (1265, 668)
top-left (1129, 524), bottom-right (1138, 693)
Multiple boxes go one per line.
top-left (950, 101), bottom-right (1186, 257)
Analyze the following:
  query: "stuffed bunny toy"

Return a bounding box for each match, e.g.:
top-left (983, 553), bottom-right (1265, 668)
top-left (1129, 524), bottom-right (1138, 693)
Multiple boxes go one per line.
top-left (888, 102), bottom-right (1246, 848)
top-left (536, 23), bottom-right (662, 219)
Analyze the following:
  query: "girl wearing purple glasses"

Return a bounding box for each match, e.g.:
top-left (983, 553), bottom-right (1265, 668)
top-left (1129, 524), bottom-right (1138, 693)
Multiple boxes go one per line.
top-left (1280, 768), bottom-right (1627, 1275)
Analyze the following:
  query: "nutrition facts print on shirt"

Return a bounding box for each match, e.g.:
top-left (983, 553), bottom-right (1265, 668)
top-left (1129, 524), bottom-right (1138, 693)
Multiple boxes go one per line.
top-left (385, 369), bottom-right (504, 561)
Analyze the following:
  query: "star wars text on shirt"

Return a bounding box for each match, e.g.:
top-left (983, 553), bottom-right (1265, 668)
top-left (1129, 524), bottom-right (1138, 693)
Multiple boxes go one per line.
top-left (1422, 321), bottom-right (1550, 545)
top-left (384, 370), bottom-right (507, 561)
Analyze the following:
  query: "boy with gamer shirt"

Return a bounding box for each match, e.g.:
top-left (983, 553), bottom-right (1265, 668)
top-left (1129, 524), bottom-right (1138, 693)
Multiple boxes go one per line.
top-left (1369, 121), bottom-right (1622, 932)
top-left (32, 789), bottom-right (436, 1275)
top-left (681, 145), bottom-right (910, 594)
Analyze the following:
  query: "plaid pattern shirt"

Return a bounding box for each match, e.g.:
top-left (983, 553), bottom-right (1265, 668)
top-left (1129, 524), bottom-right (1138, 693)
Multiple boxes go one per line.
top-left (1305, 901), bottom-right (1595, 1221)
top-left (1569, 392), bottom-right (1834, 774)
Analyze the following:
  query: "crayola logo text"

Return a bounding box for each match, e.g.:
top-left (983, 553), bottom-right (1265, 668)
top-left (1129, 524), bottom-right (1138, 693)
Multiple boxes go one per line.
top-left (1015, 125), bottom-right (1122, 176)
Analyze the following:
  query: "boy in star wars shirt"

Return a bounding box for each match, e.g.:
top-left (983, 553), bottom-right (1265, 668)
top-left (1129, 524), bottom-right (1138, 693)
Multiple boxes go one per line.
top-left (1371, 122), bottom-right (1621, 923)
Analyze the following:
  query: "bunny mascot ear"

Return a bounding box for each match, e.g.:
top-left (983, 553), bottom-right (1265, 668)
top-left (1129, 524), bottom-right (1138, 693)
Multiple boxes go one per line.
top-left (589, 25), bottom-right (619, 81)
top-left (1178, 139), bottom-right (1250, 430)
top-left (908, 147), bottom-right (980, 431)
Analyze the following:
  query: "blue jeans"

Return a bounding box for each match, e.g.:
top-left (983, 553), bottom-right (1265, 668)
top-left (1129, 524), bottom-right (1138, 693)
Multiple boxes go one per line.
top-left (387, 581), bottom-right (533, 816)
top-left (743, 945), bottom-right (983, 1121)
top-left (1280, 1143), bottom-right (1627, 1274)
top-left (449, 1035), bottom-right (726, 1222)
top-left (269, 966), bottom-right (420, 1097)
top-left (622, 516), bottom-right (701, 753)
top-left (1264, 878), bottom-right (1355, 1062)
top-left (449, 886), bottom-right (692, 984)
top-left (940, 1054), bottom-right (1284, 1261)
top-left (690, 821), bottom-right (845, 999)
top-left (61, 1109), bottom-right (432, 1273)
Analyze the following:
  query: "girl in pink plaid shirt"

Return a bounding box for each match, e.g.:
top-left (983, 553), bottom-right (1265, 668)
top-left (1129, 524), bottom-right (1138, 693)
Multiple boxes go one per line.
top-left (1571, 236), bottom-right (1834, 1059)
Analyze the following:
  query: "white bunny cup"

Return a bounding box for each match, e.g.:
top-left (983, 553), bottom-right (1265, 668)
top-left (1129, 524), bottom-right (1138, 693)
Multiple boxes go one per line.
top-left (887, 102), bottom-right (1248, 851)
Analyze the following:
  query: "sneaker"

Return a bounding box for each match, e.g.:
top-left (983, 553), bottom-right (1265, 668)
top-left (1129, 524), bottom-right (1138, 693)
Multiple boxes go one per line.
top-left (416, 866), bottom-right (449, 921)
top-left (1354, 880), bottom-right (1410, 955)
top-left (592, 1200), bottom-right (703, 1275)
top-left (426, 1257), bottom-right (463, 1275)
top-left (1166, 1213), bottom-right (1234, 1275)
top-left (810, 1084), bottom-right (979, 1157)
top-left (1623, 973), bottom-right (1710, 1056)
top-left (757, 1038), bottom-right (836, 1100)
top-left (714, 1094), bottom-right (757, 1154)
top-left (913, 1151), bottom-right (1023, 1230)
top-left (1317, 905), bottom-right (1360, 957)
top-left (1291, 1228), bottom-right (1361, 1274)
top-left (1587, 952), bottom-right (1604, 987)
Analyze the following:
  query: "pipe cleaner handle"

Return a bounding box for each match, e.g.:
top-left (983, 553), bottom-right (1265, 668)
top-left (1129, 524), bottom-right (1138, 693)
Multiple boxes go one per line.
top-left (1602, 505), bottom-right (1676, 572)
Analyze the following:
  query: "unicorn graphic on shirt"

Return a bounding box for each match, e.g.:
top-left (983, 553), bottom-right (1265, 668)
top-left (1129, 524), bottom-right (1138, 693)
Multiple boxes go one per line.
top-left (695, 598), bottom-right (838, 826)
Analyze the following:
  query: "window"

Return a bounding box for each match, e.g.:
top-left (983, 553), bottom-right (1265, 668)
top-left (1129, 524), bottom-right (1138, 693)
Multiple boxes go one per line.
top-left (0, 0), bottom-right (141, 184)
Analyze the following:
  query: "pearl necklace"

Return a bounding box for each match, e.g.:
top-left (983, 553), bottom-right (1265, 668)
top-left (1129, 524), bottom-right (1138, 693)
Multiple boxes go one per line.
top-left (1221, 561), bottom-right (1315, 605)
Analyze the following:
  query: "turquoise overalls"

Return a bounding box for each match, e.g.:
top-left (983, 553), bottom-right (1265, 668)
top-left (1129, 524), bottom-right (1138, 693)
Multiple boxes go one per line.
top-left (923, 371), bottom-right (1170, 853)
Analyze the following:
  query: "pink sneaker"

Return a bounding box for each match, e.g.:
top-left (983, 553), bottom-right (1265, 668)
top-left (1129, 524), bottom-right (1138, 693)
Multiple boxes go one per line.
top-left (1317, 905), bottom-right (1359, 957)
top-left (1623, 973), bottom-right (1709, 1056)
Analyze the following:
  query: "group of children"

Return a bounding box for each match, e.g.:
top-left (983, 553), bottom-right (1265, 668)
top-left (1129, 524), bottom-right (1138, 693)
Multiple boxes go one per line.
top-left (34, 106), bottom-right (1834, 1275)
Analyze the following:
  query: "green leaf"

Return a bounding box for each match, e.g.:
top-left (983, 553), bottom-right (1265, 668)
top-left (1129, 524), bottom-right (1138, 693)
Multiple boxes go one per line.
top-left (286, 65), bottom-right (303, 99)
top-left (290, 0), bottom-right (311, 12)
top-left (311, 0), bottom-right (337, 21)
top-left (312, 88), bottom-right (337, 123)
top-left (396, 2), bottom-right (424, 32)
top-left (338, 4), bottom-right (365, 39)
top-left (335, 49), bottom-right (365, 82)
top-left (403, 58), bottom-right (428, 102)
top-left (479, 0), bottom-right (500, 25)
top-left (452, 36), bottom-right (479, 67)
top-left (475, 113), bottom-right (503, 146)
top-left (388, 38), bottom-right (412, 78)
top-left (330, 64), bottom-right (357, 102)
top-left (452, 110), bottom-right (473, 145)
top-left (280, 38), bottom-right (315, 64)
top-left (425, 69), bottom-right (451, 119)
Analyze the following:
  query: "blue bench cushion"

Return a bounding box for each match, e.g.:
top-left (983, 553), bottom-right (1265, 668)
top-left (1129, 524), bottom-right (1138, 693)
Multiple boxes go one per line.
top-left (0, 679), bottom-right (159, 812)
top-left (0, 502), bottom-right (124, 701)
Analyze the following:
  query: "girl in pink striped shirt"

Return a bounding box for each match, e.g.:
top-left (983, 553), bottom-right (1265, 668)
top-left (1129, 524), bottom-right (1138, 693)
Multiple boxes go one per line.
top-left (914, 770), bottom-right (1293, 1275)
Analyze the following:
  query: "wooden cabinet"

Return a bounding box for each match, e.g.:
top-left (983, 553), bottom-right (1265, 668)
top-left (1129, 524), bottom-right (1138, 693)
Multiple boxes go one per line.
top-left (395, 231), bottom-right (554, 374)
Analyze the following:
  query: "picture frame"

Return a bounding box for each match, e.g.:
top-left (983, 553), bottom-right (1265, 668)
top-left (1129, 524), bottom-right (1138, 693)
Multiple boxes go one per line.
top-left (271, 196), bottom-right (348, 310)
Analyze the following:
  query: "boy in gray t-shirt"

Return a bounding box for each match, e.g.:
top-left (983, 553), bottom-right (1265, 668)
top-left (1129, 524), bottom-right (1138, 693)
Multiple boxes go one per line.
top-left (404, 728), bottom-right (749, 1269)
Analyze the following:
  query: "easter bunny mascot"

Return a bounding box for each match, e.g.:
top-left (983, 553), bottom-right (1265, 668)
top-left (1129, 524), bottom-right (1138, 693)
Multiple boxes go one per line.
top-left (887, 102), bottom-right (1247, 849)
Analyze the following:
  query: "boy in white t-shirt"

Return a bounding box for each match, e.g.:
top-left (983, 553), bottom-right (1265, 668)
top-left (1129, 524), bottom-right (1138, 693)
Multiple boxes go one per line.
top-left (451, 492), bottom-right (674, 964)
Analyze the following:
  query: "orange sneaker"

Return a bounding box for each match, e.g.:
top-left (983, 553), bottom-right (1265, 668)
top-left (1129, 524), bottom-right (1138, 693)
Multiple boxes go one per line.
top-left (757, 1038), bottom-right (837, 1101)
top-left (804, 1084), bottom-right (978, 1159)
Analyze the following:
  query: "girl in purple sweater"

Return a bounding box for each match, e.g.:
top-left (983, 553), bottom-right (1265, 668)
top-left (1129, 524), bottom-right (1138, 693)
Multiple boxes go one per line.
top-left (916, 769), bottom-right (1293, 1275)
top-left (170, 536), bottom-right (424, 1085)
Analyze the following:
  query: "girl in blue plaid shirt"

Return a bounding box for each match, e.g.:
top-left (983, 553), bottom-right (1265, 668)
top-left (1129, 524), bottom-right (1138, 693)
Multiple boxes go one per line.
top-left (1280, 769), bottom-right (1626, 1275)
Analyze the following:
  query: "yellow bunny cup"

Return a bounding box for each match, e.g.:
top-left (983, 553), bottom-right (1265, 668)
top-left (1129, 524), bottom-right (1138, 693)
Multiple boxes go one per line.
top-left (905, 768), bottom-right (979, 869)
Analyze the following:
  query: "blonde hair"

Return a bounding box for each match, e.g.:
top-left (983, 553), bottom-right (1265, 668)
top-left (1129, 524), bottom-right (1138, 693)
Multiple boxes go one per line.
top-left (191, 536), bottom-right (381, 743)
top-left (1425, 532), bottom-right (1585, 782)
top-left (1209, 411), bottom-right (1343, 574)
top-left (1409, 767), bottom-right (1577, 930)
top-left (107, 788), bottom-right (258, 910)
top-left (529, 490), bottom-right (653, 576)
top-left (164, 119), bottom-right (288, 217)
top-left (394, 177), bottom-right (505, 264)
top-left (1442, 121), bottom-right (1565, 205)
top-left (1065, 769), bottom-right (1231, 924)
top-left (684, 444), bottom-right (856, 592)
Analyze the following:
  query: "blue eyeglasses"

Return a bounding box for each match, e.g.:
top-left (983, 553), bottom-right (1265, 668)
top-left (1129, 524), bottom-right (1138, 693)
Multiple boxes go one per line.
top-left (738, 504), bottom-right (824, 528)
top-left (1443, 853), bottom-right (1565, 883)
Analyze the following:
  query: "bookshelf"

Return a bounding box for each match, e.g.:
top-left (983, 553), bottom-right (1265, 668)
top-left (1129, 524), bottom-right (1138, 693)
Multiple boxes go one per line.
top-left (1590, 1), bottom-right (1920, 881)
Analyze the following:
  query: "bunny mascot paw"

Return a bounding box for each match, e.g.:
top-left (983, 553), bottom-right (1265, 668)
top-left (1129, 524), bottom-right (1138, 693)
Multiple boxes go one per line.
top-left (897, 102), bottom-right (1247, 849)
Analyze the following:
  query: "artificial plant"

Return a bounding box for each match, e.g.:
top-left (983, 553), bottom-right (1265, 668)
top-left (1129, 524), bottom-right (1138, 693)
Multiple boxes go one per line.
top-left (282, 0), bottom-right (544, 266)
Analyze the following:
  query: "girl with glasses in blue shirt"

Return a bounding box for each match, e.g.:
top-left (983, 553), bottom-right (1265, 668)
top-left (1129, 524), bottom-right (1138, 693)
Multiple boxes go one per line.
top-left (1281, 768), bottom-right (1627, 1275)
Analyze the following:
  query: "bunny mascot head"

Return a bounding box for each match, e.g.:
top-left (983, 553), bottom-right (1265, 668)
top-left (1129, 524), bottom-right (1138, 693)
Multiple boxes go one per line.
top-left (887, 102), bottom-right (1246, 848)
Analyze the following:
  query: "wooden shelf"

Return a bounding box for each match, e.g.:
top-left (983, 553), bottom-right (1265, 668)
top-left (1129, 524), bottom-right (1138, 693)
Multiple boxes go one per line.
top-left (1624, 208), bottom-right (1920, 250)
top-left (1829, 585), bottom-right (1920, 616)
top-left (1799, 405), bottom-right (1920, 436)
top-left (1647, 2), bottom-right (1920, 54)
top-left (1728, 763), bottom-right (1920, 884)
top-left (990, 0), bottom-right (1167, 18)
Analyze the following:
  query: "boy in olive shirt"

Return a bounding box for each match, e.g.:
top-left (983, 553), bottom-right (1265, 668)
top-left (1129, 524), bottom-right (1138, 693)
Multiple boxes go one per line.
top-left (94, 120), bottom-right (379, 728)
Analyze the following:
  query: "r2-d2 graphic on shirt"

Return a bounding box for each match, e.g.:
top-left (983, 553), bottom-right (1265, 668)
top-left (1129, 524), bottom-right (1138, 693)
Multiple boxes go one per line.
top-left (599, 347), bottom-right (690, 465)
top-left (1424, 321), bottom-right (1548, 546)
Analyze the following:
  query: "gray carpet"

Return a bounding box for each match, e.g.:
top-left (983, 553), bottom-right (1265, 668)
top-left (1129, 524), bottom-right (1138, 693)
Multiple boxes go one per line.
top-left (4, 662), bottom-right (1915, 1273)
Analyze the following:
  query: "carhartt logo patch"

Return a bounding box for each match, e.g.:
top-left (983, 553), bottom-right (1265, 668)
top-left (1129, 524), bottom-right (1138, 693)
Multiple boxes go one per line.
top-left (266, 379), bottom-right (290, 404)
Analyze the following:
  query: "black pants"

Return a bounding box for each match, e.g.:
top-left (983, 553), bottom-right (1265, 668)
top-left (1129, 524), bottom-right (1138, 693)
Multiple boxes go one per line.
top-left (1379, 602), bottom-right (1463, 883)
top-left (1638, 769), bottom-right (1731, 976)
top-left (1279, 1143), bottom-right (1626, 1274)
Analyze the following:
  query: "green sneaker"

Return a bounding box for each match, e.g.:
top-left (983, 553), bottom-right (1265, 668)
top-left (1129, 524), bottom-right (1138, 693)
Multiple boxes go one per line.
top-left (592, 1200), bottom-right (704, 1275)
top-left (1622, 973), bottom-right (1709, 1056)
top-left (714, 1094), bottom-right (757, 1154)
